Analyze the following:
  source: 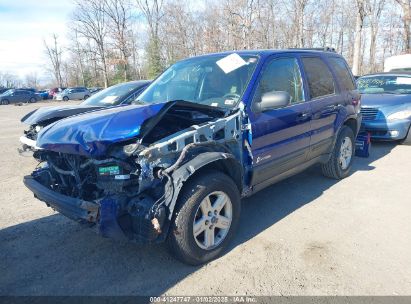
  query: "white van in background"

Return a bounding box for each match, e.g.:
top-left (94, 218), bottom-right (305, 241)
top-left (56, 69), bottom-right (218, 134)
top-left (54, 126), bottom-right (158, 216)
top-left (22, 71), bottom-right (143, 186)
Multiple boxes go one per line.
top-left (384, 54), bottom-right (411, 72)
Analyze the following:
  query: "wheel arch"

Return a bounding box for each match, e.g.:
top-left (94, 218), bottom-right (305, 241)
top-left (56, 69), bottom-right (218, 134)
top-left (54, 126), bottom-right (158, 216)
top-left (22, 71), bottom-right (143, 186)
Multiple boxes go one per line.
top-left (167, 152), bottom-right (243, 220)
top-left (344, 117), bottom-right (358, 137)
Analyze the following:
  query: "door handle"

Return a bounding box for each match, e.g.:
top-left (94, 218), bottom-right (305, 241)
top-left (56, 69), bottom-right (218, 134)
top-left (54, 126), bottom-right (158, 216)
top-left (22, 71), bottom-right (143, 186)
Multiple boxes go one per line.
top-left (296, 112), bottom-right (311, 122)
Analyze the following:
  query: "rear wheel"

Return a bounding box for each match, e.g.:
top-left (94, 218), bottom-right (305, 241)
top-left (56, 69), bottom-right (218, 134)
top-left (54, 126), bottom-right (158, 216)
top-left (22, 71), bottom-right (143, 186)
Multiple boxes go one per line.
top-left (83, 95), bottom-right (89, 100)
top-left (322, 126), bottom-right (355, 179)
top-left (29, 97), bottom-right (36, 103)
top-left (167, 171), bottom-right (241, 265)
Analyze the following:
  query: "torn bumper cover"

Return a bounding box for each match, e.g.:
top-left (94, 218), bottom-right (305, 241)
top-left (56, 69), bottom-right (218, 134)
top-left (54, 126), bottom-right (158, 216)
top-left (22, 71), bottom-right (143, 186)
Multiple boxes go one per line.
top-left (24, 174), bottom-right (165, 242)
top-left (24, 175), bottom-right (98, 223)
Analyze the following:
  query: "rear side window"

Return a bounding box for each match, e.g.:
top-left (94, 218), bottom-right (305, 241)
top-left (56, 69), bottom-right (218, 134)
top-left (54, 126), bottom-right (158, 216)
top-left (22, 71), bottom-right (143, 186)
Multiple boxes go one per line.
top-left (329, 57), bottom-right (355, 91)
top-left (302, 57), bottom-right (335, 99)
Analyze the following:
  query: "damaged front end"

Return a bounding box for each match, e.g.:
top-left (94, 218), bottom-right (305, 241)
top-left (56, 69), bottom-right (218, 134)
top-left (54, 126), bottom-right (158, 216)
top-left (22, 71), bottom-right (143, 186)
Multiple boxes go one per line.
top-left (24, 101), bottom-right (245, 243)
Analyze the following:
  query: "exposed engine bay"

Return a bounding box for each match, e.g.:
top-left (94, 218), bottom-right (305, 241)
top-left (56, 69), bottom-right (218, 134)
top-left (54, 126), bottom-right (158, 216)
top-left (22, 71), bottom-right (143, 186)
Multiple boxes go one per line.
top-left (25, 101), bottom-right (246, 243)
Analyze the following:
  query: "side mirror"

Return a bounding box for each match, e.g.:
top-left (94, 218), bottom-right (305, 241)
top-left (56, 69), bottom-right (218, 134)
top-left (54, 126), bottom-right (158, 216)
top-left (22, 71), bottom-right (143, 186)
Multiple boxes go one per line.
top-left (254, 91), bottom-right (291, 112)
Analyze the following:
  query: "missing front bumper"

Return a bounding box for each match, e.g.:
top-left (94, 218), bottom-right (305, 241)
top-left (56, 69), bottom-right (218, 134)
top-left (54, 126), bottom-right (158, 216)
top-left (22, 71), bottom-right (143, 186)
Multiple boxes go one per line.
top-left (23, 175), bottom-right (165, 243)
top-left (24, 175), bottom-right (98, 223)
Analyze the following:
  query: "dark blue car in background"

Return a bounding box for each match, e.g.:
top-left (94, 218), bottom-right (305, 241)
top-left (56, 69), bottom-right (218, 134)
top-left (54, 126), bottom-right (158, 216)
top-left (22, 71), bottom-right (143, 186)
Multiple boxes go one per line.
top-left (357, 73), bottom-right (411, 144)
top-left (19, 80), bottom-right (151, 153)
top-left (23, 49), bottom-right (361, 265)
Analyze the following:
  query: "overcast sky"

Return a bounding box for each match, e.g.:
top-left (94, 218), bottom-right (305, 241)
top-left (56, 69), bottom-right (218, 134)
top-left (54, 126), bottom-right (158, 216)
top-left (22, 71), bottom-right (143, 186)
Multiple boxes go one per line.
top-left (0, 0), bottom-right (73, 83)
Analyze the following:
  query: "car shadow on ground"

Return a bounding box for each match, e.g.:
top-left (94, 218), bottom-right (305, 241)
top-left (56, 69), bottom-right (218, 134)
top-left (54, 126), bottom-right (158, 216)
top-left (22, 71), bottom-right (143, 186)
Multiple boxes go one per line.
top-left (0, 142), bottom-right (396, 296)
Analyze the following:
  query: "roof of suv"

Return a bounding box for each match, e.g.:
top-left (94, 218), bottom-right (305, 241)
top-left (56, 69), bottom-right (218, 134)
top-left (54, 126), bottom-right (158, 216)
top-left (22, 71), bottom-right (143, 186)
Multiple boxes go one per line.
top-left (185, 48), bottom-right (341, 61)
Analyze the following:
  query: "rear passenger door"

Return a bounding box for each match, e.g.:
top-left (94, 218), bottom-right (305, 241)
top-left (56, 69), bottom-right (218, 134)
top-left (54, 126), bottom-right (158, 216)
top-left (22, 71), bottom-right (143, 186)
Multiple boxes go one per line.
top-left (72, 89), bottom-right (80, 99)
top-left (301, 56), bottom-right (341, 159)
top-left (249, 55), bottom-right (312, 187)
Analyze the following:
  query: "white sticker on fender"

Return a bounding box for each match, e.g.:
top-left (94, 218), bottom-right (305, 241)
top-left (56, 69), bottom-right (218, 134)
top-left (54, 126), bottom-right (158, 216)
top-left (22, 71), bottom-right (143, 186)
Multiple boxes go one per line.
top-left (216, 53), bottom-right (247, 74)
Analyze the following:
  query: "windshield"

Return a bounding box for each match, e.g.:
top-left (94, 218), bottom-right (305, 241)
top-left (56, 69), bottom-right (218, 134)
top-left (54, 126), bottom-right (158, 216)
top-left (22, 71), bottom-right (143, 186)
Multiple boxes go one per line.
top-left (1, 89), bottom-right (13, 96)
top-left (81, 82), bottom-right (141, 106)
top-left (357, 75), bottom-right (411, 94)
top-left (136, 53), bottom-right (259, 108)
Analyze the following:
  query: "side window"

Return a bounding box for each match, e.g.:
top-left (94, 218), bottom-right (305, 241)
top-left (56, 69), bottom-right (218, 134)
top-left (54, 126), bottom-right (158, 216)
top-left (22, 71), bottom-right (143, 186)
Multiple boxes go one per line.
top-left (328, 57), bottom-right (355, 91)
top-left (253, 57), bottom-right (304, 106)
top-left (302, 57), bottom-right (335, 99)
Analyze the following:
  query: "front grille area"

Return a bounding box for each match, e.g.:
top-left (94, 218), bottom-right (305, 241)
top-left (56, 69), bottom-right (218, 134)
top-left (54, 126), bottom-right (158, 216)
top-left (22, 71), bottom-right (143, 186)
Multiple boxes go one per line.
top-left (361, 107), bottom-right (379, 121)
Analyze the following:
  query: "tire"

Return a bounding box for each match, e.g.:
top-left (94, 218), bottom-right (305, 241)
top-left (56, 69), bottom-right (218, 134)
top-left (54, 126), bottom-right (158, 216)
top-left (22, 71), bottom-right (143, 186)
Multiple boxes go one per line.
top-left (322, 125), bottom-right (355, 179)
top-left (83, 95), bottom-right (89, 100)
top-left (63, 96), bottom-right (69, 101)
top-left (1, 99), bottom-right (9, 105)
top-left (167, 170), bottom-right (241, 265)
top-left (399, 126), bottom-right (411, 145)
top-left (29, 97), bottom-right (36, 103)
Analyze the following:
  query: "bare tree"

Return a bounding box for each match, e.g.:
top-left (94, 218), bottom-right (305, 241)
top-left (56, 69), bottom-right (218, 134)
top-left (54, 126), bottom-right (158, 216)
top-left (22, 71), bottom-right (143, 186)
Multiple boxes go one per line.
top-left (136, 0), bottom-right (165, 78)
top-left (104, 0), bottom-right (133, 81)
top-left (72, 0), bottom-right (110, 87)
top-left (352, 0), bottom-right (367, 75)
top-left (44, 34), bottom-right (64, 87)
top-left (25, 72), bottom-right (39, 88)
top-left (0, 72), bottom-right (21, 88)
top-left (366, 0), bottom-right (385, 73)
top-left (395, 0), bottom-right (411, 52)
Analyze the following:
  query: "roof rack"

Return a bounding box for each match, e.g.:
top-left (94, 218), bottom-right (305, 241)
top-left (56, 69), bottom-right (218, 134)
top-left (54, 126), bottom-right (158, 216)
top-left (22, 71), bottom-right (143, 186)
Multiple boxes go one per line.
top-left (289, 47), bottom-right (336, 52)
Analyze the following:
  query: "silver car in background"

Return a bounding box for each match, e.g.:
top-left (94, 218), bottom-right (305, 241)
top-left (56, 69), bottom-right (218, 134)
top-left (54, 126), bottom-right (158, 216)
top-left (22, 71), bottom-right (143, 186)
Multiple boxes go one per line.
top-left (55, 87), bottom-right (90, 101)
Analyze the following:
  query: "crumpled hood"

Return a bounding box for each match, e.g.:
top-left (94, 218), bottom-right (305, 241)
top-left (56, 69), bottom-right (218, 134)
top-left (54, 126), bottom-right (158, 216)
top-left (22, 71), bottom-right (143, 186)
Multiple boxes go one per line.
top-left (37, 102), bottom-right (167, 157)
top-left (21, 104), bottom-right (105, 125)
top-left (361, 94), bottom-right (411, 108)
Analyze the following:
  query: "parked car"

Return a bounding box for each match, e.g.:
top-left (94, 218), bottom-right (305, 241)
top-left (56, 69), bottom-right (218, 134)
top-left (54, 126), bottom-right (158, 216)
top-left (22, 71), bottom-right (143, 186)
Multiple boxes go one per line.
top-left (357, 72), bottom-right (411, 144)
top-left (23, 49), bottom-right (361, 265)
top-left (48, 88), bottom-right (60, 99)
top-left (88, 87), bottom-right (103, 95)
top-left (19, 80), bottom-right (151, 153)
top-left (0, 89), bottom-right (38, 105)
top-left (0, 88), bottom-right (10, 95)
top-left (36, 90), bottom-right (50, 100)
top-left (55, 87), bottom-right (90, 101)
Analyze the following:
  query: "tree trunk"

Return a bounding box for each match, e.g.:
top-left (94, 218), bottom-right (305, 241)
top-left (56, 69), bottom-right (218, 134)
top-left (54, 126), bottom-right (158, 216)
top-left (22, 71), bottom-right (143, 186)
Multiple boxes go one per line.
top-left (352, 1), bottom-right (364, 76)
top-left (403, 2), bottom-right (411, 52)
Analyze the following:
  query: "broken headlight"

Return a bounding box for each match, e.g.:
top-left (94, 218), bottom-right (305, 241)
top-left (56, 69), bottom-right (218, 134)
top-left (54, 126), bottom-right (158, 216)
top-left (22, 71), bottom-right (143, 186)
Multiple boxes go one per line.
top-left (109, 142), bottom-right (140, 159)
top-left (123, 143), bottom-right (139, 155)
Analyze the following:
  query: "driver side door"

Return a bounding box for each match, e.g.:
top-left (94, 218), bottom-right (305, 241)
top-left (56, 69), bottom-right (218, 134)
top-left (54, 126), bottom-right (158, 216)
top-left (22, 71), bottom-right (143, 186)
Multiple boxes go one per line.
top-left (248, 55), bottom-right (312, 187)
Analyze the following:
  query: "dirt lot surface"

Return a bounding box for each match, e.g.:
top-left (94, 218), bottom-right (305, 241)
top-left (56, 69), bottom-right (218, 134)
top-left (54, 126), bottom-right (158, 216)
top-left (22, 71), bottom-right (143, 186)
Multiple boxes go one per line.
top-left (0, 101), bottom-right (410, 296)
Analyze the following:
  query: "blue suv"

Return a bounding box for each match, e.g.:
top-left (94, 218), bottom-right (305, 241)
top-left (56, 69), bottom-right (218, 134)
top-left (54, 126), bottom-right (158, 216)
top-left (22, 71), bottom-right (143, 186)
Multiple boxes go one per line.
top-left (23, 49), bottom-right (361, 264)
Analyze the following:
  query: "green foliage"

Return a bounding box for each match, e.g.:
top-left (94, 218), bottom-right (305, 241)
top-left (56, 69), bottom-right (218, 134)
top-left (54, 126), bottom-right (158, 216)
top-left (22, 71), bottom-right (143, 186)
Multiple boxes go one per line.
top-left (146, 37), bottom-right (163, 79)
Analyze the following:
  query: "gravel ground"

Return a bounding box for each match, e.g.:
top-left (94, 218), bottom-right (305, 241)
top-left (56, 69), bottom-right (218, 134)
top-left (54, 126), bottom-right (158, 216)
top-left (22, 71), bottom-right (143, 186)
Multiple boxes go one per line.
top-left (0, 101), bottom-right (410, 296)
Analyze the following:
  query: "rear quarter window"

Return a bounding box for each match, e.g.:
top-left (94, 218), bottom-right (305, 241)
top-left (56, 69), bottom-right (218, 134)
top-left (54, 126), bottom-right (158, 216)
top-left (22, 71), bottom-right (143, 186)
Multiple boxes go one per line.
top-left (301, 57), bottom-right (335, 99)
top-left (328, 57), bottom-right (355, 91)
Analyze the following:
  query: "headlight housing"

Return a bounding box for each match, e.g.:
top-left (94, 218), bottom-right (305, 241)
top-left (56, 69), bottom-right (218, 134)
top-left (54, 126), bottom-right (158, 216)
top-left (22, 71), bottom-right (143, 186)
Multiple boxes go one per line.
top-left (109, 142), bottom-right (140, 159)
top-left (387, 110), bottom-right (411, 120)
top-left (122, 143), bottom-right (139, 155)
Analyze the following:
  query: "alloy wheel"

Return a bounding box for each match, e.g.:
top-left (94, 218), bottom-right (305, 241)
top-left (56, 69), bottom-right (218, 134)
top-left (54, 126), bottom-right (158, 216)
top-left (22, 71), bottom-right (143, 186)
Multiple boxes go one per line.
top-left (193, 191), bottom-right (232, 250)
top-left (339, 136), bottom-right (353, 170)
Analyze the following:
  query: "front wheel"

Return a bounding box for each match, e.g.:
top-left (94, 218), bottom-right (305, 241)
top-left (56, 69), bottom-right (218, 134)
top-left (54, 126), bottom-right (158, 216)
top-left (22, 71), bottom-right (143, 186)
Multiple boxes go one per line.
top-left (167, 171), bottom-right (241, 265)
top-left (322, 126), bottom-right (355, 179)
top-left (1, 99), bottom-right (9, 105)
top-left (63, 96), bottom-right (69, 101)
top-left (83, 95), bottom-right (89, 100)
top-left (29, 97), bottom-right (36, 103)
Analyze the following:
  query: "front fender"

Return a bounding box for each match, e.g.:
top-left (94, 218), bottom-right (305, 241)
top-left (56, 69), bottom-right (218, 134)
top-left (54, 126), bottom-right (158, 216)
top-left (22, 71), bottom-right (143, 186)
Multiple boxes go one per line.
top-left (166, 152), bottom-right (240, 220)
